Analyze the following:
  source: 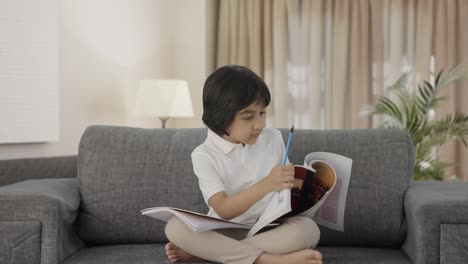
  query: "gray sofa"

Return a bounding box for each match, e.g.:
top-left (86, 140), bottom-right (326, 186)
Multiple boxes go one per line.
top-left (1, 125), bottom-right (467, 264)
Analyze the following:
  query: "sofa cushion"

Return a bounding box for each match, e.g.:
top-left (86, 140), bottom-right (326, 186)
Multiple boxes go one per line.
top-left (280, 128), bottom-right (414, 247)
top-left (77, 126), bottom-right (208, 244)
top-left (63, 244), bottom-right (211, 264)
top-left (318, 247), bottom-right (413, 264)
top-left (63, 245), bottom-right (412, 264)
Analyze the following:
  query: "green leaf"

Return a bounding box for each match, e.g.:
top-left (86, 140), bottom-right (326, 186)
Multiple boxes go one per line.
top-left (365, 63), bottom-right (468, 181)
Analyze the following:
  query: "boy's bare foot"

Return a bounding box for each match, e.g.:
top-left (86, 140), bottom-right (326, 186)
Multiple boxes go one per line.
top-left (255, 249), bottom-right (323, 264)
top-left (164, 242), bottom-right (204, 263)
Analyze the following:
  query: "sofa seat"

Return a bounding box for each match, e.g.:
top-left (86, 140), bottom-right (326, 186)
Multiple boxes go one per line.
top-left (64, 244), bottom-right (412, 264)
top-left (63, 244), bottom-right (208, 264)
top-left (319, 247), bottom-right (413, 264)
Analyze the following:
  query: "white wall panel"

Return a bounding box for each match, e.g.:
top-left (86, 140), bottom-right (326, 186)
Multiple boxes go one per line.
top-left (0, 0), bottom-right (59, 143)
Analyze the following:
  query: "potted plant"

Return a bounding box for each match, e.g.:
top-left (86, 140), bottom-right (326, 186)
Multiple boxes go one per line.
top-left (364, 64), bottom-right (468, 180)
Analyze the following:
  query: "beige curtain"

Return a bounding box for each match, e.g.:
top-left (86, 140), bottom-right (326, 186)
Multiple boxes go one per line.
top-left (432, 0), bottom-right (468, 181)
top-left (217, 0), bottom-right (290, 128)
top-left (217, 0), bottom-right (374, 129)
top-left (216, 0), bottom-right (468, 180)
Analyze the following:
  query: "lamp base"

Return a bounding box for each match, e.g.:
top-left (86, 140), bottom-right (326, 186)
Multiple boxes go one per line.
top-left (159, 116), bottom-right (169, 128)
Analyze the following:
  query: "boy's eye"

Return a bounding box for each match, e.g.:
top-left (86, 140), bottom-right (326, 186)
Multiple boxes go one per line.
top-left (242, 112), bottom-right (266, 120)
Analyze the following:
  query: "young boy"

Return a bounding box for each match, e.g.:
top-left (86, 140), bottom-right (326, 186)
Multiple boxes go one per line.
top-left (164, 65), bottom-right (322, 264)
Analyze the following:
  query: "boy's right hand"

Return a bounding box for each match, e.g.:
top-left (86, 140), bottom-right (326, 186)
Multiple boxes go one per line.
top-left (264, 165), bottom-right (295, 192)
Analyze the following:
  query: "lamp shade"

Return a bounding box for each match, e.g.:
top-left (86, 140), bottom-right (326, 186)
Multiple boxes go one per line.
top-left (135, 79), bottom-right (194, 117)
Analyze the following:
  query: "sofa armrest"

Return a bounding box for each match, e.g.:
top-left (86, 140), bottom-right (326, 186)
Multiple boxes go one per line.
top-left (403, 181), bottom-right (468, 264)
top-left (0, 178), bottom-right (84, 264)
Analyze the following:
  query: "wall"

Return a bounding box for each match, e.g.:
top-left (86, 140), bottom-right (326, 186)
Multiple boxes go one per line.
top-left (0, 0), bottom-right (216, 159)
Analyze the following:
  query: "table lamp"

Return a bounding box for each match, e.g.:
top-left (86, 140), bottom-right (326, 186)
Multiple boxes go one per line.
top-left (136, 79), bottom-right (194, 128)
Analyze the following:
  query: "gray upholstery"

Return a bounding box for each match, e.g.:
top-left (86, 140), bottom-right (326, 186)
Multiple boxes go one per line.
top-left (63, 245), bottom-right (413, 264)
top-left (318, 247), bottom-right (413, 264)
top-left (440, 224), bottom-right (468, 264)
top-left (0, 155), bottom-right (77, 187)
top-left (0, 179), bottom-right (84, 264)
top-left (0, 220), bottom-right (41, 264)
top-left (77, 126), bottom-right (413, 246)
top-left (77, 126), bottom-right (208, 245)
top-left (1, 125), bottom-right (467, 264)
top-left (63, 244), bottom-right (209, 264)
top-left (402, 181), bottom-right (468, 264)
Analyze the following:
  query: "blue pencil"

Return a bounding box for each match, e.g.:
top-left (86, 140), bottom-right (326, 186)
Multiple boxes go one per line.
top-left (282, 126), bottom-right (294, 166)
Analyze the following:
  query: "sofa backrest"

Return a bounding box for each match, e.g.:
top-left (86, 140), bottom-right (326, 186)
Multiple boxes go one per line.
top-left (77, 125), bottom-right (414, 247)
top-left (77, 126), bottom-right (208, 245)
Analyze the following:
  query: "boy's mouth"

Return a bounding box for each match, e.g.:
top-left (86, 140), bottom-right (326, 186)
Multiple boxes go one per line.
top-left (250, 132), bottom-right (261, 138)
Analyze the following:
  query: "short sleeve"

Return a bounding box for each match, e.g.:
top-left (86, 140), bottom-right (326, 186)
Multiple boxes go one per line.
top-left (191, 150), bottom-right (226, 204)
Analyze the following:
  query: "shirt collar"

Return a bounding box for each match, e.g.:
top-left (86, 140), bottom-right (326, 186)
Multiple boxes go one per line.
top-left (207, 129), bottom-right (241, 155)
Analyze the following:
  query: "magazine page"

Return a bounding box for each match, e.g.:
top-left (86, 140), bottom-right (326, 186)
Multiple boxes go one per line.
top-left (303, 152), bottom-right (352, 231)
top-left (247, 190), bottom-right (291, 237)
top-left (247, 161), bottom-right (338, 237)
top-left (141, 207), bottom-right (254, 232)
top-left (291, 163), bottom-right (336, 219)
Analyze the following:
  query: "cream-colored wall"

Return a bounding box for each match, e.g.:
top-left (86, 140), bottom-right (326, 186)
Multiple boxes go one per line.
top-left (0, 0), bottom-right (215, 159)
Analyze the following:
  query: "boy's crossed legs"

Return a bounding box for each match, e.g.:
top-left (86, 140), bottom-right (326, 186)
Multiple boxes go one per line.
top-left (165, 216), bottom-right (322, 264)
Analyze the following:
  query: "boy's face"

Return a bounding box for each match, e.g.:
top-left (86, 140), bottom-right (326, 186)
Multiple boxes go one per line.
top-left (223, 102), bottom-right (266, 145)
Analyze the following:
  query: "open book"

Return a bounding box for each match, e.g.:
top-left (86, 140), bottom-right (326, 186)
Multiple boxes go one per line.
top-left (141, 152), bottom-right (352, 237)
top-left (140, 207), bottom-right (280, 233)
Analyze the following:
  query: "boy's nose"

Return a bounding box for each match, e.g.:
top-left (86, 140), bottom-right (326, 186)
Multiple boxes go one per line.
top-left (253, 116), bottom-right (264, 130)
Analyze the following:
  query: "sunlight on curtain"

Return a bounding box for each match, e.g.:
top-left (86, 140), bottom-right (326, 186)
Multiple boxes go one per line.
top-left (216, 0), bottom-right (468, 180)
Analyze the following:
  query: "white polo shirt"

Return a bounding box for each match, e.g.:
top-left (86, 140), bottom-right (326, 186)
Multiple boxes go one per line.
top-left (191, 127), bottom-right (286, 225)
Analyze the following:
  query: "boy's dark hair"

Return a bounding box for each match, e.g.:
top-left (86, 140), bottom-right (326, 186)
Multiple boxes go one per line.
top-left (202, 65), bottom-right (271, 136)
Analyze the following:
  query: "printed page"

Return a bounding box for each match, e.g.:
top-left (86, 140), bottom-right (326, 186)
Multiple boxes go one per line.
top-left (141, 207), bottom-right (254, 232)
top-left (303, 152), bottom-right (352, 231)
top-left (294, 162), bottom-right (336, 220)
top-left (247, 190), bottom-right (291, 237)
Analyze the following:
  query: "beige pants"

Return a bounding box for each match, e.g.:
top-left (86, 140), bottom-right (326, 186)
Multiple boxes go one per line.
top-left (165, 216), bottom-right (320, 264)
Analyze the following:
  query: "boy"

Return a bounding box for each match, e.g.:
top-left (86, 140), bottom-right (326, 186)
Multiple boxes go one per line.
top-left (165, 65), bottom-right (322, 264)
